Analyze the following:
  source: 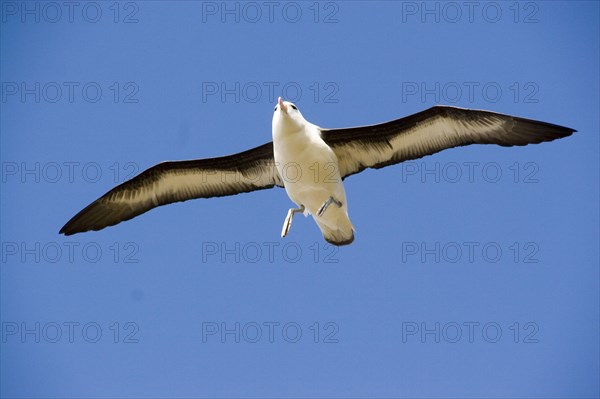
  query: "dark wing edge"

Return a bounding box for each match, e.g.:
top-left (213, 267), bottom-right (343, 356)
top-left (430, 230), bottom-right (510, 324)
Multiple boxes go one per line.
top-left (59, 141), bottom-right (281, 235)
top-left (321, 105), bottom-right (576, 179)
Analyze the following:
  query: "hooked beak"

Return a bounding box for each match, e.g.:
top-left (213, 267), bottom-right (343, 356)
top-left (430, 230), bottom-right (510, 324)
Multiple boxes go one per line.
top-left (278, 97), bottom-right (287, 113)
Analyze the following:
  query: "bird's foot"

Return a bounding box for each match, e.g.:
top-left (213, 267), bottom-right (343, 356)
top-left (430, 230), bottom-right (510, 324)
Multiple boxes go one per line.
top-left (317, 196), bottom-right (342, 217)
top-left (281, 205), bottom-right (305, 238)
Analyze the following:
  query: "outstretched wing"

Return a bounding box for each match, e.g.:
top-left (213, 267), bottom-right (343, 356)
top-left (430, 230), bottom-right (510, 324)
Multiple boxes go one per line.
top-left (60, 142), bottom-right (282, 235)
top-left (320, 106), bottom-right (576, 179)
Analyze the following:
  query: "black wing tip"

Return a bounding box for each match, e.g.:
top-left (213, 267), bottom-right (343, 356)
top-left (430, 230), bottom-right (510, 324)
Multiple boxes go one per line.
top-left (564, 127), bottom-right (577, 134)
top-left (59, 225), bottom-right (91, 236)
top-left (432, 104), bottom-right (577, 133)
top-left (513, 117), bottom-right (577, 143)
top-left (59, 221), bottom-right (89, 236)
top-left (58, 200), bottom-right (116, 236)
top-left (59, 221), bottom-right (75, 235)
top-left (562, 127), bottom-right (577, 137)
top-left (59, 219), bottom-right (115, 236)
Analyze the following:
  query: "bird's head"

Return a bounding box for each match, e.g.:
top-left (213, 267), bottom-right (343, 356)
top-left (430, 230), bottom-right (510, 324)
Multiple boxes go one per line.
top-left (272, 97), bottom-right (307, 134)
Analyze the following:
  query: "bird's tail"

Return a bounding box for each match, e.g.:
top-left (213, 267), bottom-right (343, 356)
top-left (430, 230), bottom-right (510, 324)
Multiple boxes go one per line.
top-left (314, 209), bottom-right (355, 246)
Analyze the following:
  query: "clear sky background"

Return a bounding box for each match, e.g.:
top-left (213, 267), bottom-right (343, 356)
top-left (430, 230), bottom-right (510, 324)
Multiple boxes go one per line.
top-left (1, 1), bottom-right (598, 398)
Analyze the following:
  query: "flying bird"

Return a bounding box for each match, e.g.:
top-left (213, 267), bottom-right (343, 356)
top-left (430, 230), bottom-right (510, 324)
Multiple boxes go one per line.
top-left (60, 99), bottom-right (575, 245)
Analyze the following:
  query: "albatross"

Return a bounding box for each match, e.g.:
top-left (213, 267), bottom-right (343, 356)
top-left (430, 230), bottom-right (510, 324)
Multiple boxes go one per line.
top-left (60, 99), bottom-right (575, 245)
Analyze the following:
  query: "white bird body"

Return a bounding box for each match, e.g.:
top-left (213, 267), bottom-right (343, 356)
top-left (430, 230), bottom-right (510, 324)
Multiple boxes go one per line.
top-left (272, 99), bottom-right (354, 245)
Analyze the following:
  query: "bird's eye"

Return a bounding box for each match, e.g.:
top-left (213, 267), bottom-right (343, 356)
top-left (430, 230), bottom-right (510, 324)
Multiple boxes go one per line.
top-left (290, 104), bottom-right (297, 110)
top-left (274, 106), bottom-right (278, 112)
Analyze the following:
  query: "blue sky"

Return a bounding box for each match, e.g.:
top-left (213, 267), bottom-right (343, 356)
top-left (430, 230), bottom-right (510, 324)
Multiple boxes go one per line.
top-left (1, 1), bottom-right (598, 398)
